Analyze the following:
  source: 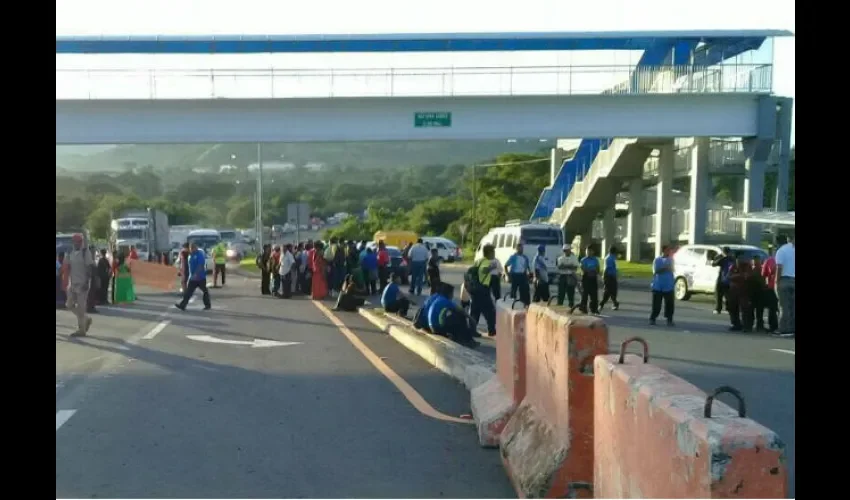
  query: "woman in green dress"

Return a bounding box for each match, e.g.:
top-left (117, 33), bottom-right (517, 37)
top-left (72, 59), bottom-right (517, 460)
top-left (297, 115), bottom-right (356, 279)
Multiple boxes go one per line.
top-left (113, 255), bottom-right (137, 304)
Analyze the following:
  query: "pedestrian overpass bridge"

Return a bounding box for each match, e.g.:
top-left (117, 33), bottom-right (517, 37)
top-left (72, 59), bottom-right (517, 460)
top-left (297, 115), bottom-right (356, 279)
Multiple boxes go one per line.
top-left (56, 30), bottom-right (793, 253)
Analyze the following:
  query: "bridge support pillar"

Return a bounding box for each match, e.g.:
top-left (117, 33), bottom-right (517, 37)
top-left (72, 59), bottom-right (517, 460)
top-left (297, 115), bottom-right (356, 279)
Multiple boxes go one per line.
top-left (774, 97), bottom-right (793, 211)
top-left (626, 178), bottom-right (643, 262)
top-left (742, 140), bottom-right (770, 245)
top-left (550, 147), bottom-right (566, 187)
top-left (654, 143), bottom-right (674, 257)
top-left (601, 208), bottom-right (617, 256)
top-left (687, 137), bottom-right (710, 244)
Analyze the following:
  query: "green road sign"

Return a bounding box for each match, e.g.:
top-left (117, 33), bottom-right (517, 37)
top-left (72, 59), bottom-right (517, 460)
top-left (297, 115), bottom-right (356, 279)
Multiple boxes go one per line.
top-left (414, 112), bottom-right (452, 127)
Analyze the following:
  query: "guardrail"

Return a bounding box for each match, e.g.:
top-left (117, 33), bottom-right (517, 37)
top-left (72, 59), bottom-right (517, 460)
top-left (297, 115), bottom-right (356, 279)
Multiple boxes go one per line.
top-left (55, 63), bottom-right (773, 99)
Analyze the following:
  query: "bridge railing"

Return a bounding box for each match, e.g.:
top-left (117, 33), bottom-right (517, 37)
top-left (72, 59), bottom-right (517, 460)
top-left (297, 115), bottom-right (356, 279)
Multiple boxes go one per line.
top-left (55, 63), bottom-right (773, 99)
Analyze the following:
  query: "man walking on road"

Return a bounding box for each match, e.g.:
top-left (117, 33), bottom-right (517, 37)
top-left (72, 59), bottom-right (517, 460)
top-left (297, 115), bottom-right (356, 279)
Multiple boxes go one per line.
top-left (505, 244), bottom-right (531, 305)
top-left (555, 244), bottom-right (579, 307)
top-left (649, 245), bottom-right (675, 327)
top-left (773, 234), bottom-right (795, 337)
top-left (408, 238), bottom-right (430, 296)
top-left (175, 242), bottom-right (211, 311)
top-left (65, 233), bottom-right (94, 337)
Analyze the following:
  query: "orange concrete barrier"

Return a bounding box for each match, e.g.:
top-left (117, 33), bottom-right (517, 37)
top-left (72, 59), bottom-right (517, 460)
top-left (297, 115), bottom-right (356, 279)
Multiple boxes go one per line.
top-left (470, 300), bottom-right (528, 447)
top-left (500, 304), bottom-right (608, 498)
top-left (594, 338), bottom-right (787, 498)
top-left (128, 260), bottom-right (179, 291)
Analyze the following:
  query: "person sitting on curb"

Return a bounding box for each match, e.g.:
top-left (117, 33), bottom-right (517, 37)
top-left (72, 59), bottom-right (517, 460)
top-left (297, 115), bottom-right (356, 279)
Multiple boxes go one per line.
top-left (380, 272), bottom-right (413, 318)
top-left (426, 283), bottom-right (480, 349)
top-left (413, 284), bottom-right (445, 331)
top-left (334, 275), bottom-right (367, 312)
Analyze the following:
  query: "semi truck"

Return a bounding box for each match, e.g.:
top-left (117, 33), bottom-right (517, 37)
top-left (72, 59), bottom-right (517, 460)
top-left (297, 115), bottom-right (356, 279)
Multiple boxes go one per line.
top-left (109, 209), bottom-right (170, 262)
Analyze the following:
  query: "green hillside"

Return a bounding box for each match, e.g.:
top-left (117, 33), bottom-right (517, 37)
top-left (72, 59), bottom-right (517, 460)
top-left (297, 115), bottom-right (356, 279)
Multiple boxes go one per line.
top-left (55, 140), bottom-right (550, 172)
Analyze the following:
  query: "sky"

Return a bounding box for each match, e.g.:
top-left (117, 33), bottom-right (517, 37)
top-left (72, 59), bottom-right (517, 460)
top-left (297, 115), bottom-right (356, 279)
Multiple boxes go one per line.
top-left (55, 0), bottom-right (795, 143)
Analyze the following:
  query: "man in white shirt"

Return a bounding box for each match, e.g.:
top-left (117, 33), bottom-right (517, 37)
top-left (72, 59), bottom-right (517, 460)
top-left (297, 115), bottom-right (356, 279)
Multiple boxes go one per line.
top-left (407, 238), bottom-right (430, 296)
top-left (279, 244), bottom-right (297, 299)
top-left (773, 234), bottom-right (795, 337)
top-left (555, 244), bottom-right (580, 307)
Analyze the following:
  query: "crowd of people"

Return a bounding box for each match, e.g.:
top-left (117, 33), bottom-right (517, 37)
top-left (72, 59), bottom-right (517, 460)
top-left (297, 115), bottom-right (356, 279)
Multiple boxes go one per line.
top-left (56, 235), bottom-right (137, 338)
top-left (708, 235), bottom-right (796, 337)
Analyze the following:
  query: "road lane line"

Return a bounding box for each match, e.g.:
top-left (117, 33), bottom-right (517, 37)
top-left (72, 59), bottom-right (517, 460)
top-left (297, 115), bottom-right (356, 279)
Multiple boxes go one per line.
top-left (56, 410), bottom-right (77, 431)
top-left (142, 320), bottom-right (171, 340)
top-left (313, 300), bottom-right (473, 425)
top-left (771, 348), bottom-right (795, 355)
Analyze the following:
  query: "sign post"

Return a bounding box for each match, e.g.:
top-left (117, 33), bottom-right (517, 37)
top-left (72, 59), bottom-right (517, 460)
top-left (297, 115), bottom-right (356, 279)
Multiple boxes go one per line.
top-left (414, 112), bottom-right (452, 128)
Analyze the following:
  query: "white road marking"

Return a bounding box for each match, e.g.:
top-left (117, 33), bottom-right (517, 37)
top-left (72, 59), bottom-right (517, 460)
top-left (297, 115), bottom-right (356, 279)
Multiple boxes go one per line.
top-left (56, 410), bottom-right (77, 431)
top-left (142, 320), bottom-right (171, 340)
top-left (771, 348), bottom-right (795, 355)
top-left (186, 334), bottom-right (302, 348)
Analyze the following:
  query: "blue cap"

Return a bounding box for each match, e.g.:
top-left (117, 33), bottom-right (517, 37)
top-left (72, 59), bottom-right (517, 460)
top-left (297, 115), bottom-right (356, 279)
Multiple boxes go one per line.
top-left (537, 244), bottom-right (546, 252)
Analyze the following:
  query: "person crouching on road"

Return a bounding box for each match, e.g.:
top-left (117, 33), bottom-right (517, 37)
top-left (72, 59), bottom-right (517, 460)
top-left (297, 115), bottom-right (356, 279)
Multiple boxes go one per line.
top-left (532, 244), bottom-right (551, 303)
top-left (649, 245), bottom-right (676, 326)
top-left (381, 272), bottom-right (412, 318)
top-left (599, 246), bottom-right (620, 311)
top-left (426, 283), bottom-right (481, 349)
top-left (175, 242), bottom-right (211, 311)
top-left (64, 234), bottom-right (94, 337)
top-left (556, 244), bottom-right (579, 307)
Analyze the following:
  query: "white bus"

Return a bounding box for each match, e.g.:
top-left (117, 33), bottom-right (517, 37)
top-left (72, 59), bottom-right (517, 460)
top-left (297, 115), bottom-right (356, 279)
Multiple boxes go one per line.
top-left (474, 221), bottom-right (564, 281)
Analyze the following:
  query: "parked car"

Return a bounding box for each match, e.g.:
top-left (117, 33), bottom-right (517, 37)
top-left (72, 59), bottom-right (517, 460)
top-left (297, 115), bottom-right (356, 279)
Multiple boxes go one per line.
top-left (386, 246), bottom-right (409, 285)
top-left (672, 244), bottom-right (768, 301)
top-left (422, 236), bottom-right (461, 262)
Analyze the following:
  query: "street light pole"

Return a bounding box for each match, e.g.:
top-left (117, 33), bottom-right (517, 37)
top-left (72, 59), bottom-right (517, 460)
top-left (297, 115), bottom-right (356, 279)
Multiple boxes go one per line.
top-left (471, 163), bottom-right (477, 246)
top-left (257, 143), bottom-right (264, 249)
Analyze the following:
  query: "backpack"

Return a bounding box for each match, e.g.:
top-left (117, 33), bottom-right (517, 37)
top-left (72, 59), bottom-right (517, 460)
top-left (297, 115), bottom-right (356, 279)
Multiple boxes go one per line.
top-left (463, 261), bottom-right (486, 294)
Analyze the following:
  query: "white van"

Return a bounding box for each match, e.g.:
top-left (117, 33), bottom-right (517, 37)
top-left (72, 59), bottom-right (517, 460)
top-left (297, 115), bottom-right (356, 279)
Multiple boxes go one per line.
top-left (422, 236), bottom-right (460, 262)
top-left (474, 221), bottom-right (564, 282)
top-left (186, 229), bottom-right (222, 272)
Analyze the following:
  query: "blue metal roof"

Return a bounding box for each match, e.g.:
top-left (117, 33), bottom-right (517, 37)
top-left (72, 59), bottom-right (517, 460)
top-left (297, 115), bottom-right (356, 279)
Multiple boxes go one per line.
top-left (55, 30), bottom-right (792, 54)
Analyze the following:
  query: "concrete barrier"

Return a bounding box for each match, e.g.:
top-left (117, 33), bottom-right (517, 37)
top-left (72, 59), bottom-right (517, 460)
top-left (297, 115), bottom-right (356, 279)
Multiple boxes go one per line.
top-left (594, 338), bottom-right (787, 498)
top-left (500, 305), bottom-right (608, 498)
top-left (470, 300), bottom-right (527, 447)
top-left (357, 308), bottom-right (496, 390)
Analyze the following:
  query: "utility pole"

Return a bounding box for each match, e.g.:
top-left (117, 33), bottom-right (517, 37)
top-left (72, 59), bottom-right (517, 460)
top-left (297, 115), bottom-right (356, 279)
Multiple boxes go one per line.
top-left (256, 143), bottom-right (264, 249)
top-left (295, 202), bottom-right (301, 243)
top-left (471, 163), bottom-right (477, 246)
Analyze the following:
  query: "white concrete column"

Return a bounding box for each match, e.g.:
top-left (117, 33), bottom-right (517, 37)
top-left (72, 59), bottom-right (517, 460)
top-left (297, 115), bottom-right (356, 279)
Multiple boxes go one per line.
top-left (626, 178), bottom-right (643, 262)
top-left (774, 97), bottom-right (793, 211)
top-left (654, 144), bottom-right (674, 257)
top-left (742, 139), bottom-right (769, 245)
top-left (601, 208), bottom-right (616, 256)
top-left (550, 147), bottom-right (565, 187)
top-left (688, 137), bottom-right (709, 244)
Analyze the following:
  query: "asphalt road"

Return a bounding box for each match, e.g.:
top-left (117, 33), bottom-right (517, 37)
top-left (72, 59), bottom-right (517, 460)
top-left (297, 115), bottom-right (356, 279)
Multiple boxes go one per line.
top-left (56, 277), bottom-right (514, 498)
top-left (433, 266), bottom-right (796, 497)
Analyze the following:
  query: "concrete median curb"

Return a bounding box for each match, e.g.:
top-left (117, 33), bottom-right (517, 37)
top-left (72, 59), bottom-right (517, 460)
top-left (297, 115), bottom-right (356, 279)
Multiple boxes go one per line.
top-left (357, 307), bottom-right (495, 391)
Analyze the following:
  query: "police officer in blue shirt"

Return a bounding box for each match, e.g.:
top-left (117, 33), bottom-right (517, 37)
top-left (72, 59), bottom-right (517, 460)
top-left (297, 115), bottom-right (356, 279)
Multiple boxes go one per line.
top-left (599, 246), bottom-right (620, 311)
top-left (574, 245), bottom-right (601, 314)
top-left (650, 245), bottom-right (676, 326)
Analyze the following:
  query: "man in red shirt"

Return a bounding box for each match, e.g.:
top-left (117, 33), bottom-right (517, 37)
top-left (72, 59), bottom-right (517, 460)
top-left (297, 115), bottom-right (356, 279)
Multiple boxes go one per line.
top-left (376, 241), bottom-right (391, 292)
top-left (755, 247), bottom-right (779, 333)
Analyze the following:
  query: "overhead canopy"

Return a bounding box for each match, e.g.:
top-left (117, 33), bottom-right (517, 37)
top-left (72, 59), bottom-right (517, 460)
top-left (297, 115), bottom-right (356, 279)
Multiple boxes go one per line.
top-left (730, 211), bottom-right (795, 226)
top-left (55, 29), bottom-right (792, 54)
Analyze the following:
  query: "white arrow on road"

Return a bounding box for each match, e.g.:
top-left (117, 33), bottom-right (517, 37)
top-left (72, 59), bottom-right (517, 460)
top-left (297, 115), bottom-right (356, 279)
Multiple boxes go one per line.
top-left (186, 335), bottom-right (303, 348)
